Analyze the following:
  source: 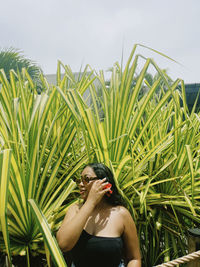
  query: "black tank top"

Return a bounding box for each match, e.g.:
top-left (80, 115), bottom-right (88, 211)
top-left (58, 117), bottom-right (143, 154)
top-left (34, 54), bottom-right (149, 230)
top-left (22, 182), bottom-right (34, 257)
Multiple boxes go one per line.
top-left (70, 229), bottom-right (124, 267)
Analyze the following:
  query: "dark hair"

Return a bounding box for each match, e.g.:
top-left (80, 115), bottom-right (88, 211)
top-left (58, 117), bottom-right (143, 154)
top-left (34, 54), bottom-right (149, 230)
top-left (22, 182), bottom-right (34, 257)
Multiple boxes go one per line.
top-left (85, 162), bottom-right (125, 206)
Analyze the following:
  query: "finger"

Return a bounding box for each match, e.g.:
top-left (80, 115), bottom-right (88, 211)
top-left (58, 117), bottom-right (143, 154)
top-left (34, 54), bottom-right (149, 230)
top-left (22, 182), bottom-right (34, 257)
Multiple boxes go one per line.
top-left (102, 181), bottom-right (109, 185)
top-left (103, 188), bottom-right (110, 194)
top-left (101, 181), bottom-right (109, 187)
top-left (93, 179), bottom-right (107, 186)
top-left (100, 178), bottom-right (107, 183)
top-left (104, 186), bottom-right (111, 191)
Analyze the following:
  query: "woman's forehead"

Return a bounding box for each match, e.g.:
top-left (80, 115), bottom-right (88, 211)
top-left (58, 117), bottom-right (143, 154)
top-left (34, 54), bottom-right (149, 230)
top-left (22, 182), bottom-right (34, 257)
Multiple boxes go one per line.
top-left (81, 166), bottom-right (96, 176)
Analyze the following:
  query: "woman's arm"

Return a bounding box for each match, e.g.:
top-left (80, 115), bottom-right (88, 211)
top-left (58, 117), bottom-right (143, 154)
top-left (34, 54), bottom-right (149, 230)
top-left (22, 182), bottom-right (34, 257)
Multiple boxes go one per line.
top-left (120, 207), bottom-right (141, 267)
top-left (56, 200), bottom-right (94, 251)
top-left (56, 178), bottom-right (109, 251)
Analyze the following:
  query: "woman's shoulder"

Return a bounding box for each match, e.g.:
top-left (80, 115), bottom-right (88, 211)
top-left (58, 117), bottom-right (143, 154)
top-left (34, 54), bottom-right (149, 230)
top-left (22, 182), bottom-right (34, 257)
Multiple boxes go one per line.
top-left (113, 205), bottom-right (133, 219)
top-left (113, 205), bottom-right (129, 212)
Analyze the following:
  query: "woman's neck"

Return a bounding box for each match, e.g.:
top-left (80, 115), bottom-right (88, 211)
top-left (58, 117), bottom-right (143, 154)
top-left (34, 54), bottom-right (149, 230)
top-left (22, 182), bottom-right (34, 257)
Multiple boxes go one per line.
top-left (94, 199), bottom-right (111, 211)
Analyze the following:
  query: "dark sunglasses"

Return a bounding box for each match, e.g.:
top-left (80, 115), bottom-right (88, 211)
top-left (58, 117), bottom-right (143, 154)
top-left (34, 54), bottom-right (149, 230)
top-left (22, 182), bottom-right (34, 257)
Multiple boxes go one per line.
top-left (80, 176), bottom-right (98, 184)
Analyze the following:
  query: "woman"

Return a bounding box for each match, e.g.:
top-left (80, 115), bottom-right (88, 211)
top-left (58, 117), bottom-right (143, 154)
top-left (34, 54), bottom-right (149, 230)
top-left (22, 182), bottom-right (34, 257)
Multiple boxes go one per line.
top-left (56, 163), bottom-right (141, 267)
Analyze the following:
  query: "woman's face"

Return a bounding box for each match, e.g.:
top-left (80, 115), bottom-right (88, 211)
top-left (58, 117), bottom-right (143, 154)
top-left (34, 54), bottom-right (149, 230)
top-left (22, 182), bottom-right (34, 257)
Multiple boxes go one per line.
top-left (79, 166), bottom-right (98, 199)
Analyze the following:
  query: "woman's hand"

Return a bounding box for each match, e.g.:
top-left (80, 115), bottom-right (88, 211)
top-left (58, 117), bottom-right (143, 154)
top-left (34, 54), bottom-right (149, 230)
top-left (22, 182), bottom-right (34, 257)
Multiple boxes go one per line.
top-left (86, 178), bottom-right (110, 207)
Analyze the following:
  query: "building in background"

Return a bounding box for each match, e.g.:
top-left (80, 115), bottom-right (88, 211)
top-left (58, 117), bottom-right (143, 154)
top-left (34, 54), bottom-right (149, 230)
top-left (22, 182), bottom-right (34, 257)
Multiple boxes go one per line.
top-left (45, 74), bottom-right (200, 112)
top-left (185, 83), bottom-right (200, 112)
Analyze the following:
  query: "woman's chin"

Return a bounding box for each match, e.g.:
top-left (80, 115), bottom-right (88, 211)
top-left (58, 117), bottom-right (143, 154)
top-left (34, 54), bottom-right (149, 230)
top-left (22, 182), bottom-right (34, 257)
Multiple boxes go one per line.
top-left (80, 191), bottom-right (87, 200)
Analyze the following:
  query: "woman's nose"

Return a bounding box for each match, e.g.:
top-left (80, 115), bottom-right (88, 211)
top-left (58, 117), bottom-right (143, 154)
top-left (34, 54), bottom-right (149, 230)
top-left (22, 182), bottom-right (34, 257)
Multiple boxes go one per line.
top-left (79, 180), bottom-right (85, 187)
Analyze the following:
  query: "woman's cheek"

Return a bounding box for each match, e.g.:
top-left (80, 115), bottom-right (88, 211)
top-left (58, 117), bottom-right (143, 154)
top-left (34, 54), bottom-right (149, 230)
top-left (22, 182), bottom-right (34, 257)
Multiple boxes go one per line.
top-left (86, 181), bottom-right (94, 191)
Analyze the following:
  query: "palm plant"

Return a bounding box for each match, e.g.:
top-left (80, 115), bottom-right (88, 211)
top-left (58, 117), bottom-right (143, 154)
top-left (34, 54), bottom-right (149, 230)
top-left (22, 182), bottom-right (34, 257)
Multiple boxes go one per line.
top-left (0, 44), bottom-right (200, 267)
top-left (0, 47), bottom-right (43, 92)
top-left (58, 44), bottom-right (200, 266)
top-left (0, 67), bottom-right (91, 266)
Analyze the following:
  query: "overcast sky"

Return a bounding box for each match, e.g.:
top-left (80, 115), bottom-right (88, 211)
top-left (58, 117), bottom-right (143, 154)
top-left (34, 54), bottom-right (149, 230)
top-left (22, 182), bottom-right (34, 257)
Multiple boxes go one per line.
top-left (1, 0), bottom-right (200, 83)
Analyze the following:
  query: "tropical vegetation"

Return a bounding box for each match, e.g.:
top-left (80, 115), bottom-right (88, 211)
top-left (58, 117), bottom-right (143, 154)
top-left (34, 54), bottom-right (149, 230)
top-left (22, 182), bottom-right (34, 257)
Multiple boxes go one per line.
top-left (0, 44), bottom-right (200, 267)
top-left (0, 47), bottom-right (43, 92)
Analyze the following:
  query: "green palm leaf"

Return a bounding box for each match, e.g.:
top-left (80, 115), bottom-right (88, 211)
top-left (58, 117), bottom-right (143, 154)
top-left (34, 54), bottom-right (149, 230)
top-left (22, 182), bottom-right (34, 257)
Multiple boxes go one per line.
top-left (0, 149), bottom-right (12, 264)
top-left (28, 199), bottom-right (67, 267)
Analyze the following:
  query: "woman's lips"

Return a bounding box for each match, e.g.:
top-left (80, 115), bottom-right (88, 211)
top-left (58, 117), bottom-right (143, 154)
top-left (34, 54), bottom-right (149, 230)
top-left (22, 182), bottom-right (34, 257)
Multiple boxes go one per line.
top-left (79, 186), bottom-right (87, 197)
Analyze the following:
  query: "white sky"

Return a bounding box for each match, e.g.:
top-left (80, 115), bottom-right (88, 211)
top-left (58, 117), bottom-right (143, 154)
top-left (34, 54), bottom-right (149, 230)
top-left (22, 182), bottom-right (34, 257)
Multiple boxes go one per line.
top-left (1, 0), bottom-right (200, 83)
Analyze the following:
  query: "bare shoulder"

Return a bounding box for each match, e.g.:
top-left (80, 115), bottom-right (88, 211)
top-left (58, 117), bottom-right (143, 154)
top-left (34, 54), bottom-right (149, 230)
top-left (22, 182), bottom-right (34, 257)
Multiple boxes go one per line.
top-left (115, 206), bottom-right (132, 217)
top-left (114, 206), bottom-right (136, 226)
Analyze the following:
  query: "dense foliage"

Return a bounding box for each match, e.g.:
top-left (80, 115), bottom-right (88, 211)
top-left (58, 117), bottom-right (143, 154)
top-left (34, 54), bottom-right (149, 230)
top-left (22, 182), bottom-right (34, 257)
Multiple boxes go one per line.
top-left (0, 44), bottom-right (200, 266)
top-left (0, 48), bottom-right (43, 92)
